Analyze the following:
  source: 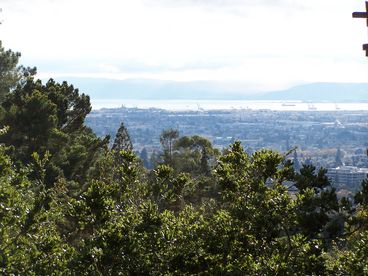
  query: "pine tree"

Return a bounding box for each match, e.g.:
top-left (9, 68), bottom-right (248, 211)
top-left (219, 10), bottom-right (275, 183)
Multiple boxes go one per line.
top-left (0, 41), bottom-right (36, 100)
top-left (112, 122), bottom-right (133, 153)
top-left (200, 146), bottom-right (210, 176)
top-left (159, 128), bottom-right (179, 165)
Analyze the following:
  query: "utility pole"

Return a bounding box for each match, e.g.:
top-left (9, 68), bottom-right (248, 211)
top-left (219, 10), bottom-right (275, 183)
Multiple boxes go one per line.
top-left (353, 2), bottom-right (368, 56)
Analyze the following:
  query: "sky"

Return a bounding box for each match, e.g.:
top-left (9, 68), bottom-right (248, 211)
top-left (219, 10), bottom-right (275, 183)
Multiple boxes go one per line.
top-left (1, 0), bottom-right (368, 92)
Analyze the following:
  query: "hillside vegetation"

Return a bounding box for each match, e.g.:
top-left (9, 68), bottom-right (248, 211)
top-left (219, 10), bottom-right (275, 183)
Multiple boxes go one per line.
top-left (0, 42), bottom-right (368, 274)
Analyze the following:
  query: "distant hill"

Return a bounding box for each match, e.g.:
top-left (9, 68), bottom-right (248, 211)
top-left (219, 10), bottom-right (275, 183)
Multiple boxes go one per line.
top-left (257, 83), bottom-right (368, 102)
top-left (50, 77), bottom-right (368, 102)
top-left (51, 78), bottom-right (252, 100)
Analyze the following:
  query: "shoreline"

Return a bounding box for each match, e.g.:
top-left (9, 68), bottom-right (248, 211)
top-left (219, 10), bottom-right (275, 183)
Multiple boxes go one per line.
top-left (90, 99), bottom-right (368, 112)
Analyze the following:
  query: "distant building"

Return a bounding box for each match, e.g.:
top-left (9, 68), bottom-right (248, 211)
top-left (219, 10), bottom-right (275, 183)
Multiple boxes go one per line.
top-left (293, 150), bottom-right (301, 172)
top-left (334, 148), bottom-right (344, 167)
top-left (327, 166), bottom-right (368, 189)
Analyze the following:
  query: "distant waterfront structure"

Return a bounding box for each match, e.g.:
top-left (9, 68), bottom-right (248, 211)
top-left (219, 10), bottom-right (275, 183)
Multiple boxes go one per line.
top-left (307, 104), bottom-right (317, 111)
top-left (281, 102), bottom-right (297, 107)
top-left (327, 166), bottom-right (368, 190)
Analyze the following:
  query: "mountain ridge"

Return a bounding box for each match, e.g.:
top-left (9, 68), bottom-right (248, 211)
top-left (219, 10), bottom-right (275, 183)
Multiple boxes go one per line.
top-left (49, 77), bottom-right (368, 102)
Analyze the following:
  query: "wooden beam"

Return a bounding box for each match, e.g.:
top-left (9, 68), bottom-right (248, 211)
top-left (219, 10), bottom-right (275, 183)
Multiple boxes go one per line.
top-left (353, 12), bottom-right (368, 18)
top-left (363, 44), bottom-right (368, 56)
top-left (353, 2), bottom-right (368, 55)
top-left (352, 2), bottom-right (368, 26)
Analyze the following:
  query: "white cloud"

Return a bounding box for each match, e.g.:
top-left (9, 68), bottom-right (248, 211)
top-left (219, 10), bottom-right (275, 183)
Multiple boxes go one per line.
top-left (1, 0), bottom-right (367, 91)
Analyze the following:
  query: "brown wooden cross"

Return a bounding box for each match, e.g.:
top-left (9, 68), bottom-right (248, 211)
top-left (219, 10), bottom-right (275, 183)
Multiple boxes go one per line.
top-left (353, 2), bottom-right (368, 56)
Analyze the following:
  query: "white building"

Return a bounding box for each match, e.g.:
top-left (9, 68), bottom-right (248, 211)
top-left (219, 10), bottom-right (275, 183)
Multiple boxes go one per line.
top-left (327, 166), bottom-right (368, 189)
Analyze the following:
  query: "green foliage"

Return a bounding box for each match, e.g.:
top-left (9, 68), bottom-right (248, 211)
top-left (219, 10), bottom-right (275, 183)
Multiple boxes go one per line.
top-left (152, 164), bottom-right (193, 212)
top-left (0, 143), bottom-right (73, 274)
top-left (1, 123), bottom-right (367, 274)
top-left (0, 78), bottom-right (108, 188)
top-left (0, 41), bottom-right (36, 101)
top-left (159, 128), bottom-right (179, 165)
top-left (294, 165), bottom-right (340, 238)
top-left (112, 121), bottom-right (133, 153)
top-left (333, 230), bottom-right (368, 274)
top-left (0, 50), bottom-right (366, 273)
top-left (173, 135), bottom-right (218, 176)
top-left (355, 178), bottom-right (368, 206)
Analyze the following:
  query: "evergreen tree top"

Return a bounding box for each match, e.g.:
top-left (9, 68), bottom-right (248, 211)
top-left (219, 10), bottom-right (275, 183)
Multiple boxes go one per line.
top-left (112, 121), bottom-right (133, 152)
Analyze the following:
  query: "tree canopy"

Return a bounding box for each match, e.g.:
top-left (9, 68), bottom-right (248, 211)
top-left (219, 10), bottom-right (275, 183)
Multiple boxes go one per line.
top-left (112, 121), bottom-right (133, 153)
top-left (0, 41), bottom-right (36, 100)
top-left (0, 42), bottom-right (367, 274)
